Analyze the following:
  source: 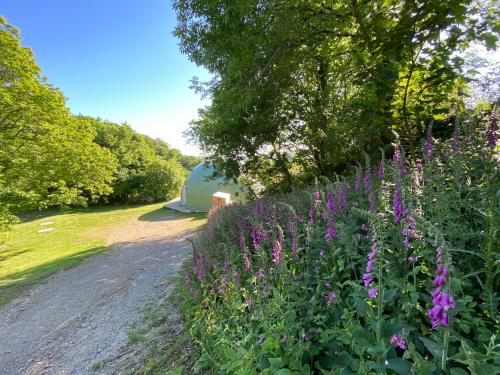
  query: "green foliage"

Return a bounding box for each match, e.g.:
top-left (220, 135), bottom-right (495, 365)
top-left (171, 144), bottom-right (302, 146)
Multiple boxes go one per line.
top-left (0, 17), bottom-right (198, 241)
top-left (180, 112), bottom-right (499, 373)
top-left (0, 17), bottom-right (117, 214)
top-left (88, 116), bottom-right (191, 202)
top-left (129, 157), bottom-right (187, 202)
top-left (174, 0), bottom-right (499, 190)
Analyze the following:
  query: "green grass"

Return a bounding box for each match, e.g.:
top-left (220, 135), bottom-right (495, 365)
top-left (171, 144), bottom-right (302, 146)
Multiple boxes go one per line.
top-left (0, 203), bottom-right (206, 307)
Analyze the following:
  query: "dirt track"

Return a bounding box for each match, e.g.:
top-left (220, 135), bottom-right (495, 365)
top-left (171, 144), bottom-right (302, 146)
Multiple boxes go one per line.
top-left (0, 212), bottom-right (199, 375)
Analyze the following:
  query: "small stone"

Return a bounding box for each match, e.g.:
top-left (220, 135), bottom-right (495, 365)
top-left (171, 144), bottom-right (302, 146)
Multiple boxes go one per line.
top-left (38, 228), bottom-right (54, 233)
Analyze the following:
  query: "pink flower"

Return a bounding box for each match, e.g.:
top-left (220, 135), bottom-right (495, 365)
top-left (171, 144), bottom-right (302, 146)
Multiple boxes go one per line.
top-left (390, 334), bottom-right (407, 350)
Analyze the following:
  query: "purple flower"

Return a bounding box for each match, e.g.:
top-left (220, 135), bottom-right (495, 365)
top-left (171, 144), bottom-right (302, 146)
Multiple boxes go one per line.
top-left (245, 298), bottom-right (253, 309)
top-left (363, 273), bottom-right (373, 287)
top-left (364, 170), bottom-right (372, 193)
top-left (368, 288), bottom-right (378, 298)
top-left (326, 191), bottom-right (336, 214)
top-left (403, 238), bottom-right (410, 248)
top-left (393, 187), bottom-right (405, 224)
top-left (325, 220), bottom-right (336, 241)
top-left (239, 231), bottom-right (247, 252)
top-left (393, 145), bottom-right (401, 164)
top-left (327, 291), bottom-right (337, 305)
top-left (313, 191), bottom-right (320, 201)
top-left (257, 336), bottom-right (265, 344)
top-left (232, 270), bottom-right (240, 284)
top-left (428, 246), bottom-right (455, 329)
top-left (257, 268), bottom-right (265, 279)
top-left (361, 224), bottom-right (367, 231)
top-left (378, 160), bottom-right (385, 180)
top-left (243, 252), bottom-right (251, 272)
top-left (252, 227), bottom-right (267, 249)
top-left (355, 170), bottom-right (361, 194)
top-left (366, 258), bottom-right (375, 272)
top-left (390, 334), bottom-right (407, 350)
top-left (407, 256), bottom-right (415, 263)
top-left (320, 250), bottom-right (325, 257)
top-left (357, 234), bottom-right (362, 241)
top-left (486, 112), bottom-right (498, 149)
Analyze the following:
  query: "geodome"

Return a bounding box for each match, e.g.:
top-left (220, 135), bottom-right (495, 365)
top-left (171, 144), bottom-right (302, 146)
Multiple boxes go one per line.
top-left (180, 163), bottom-right (246, 211)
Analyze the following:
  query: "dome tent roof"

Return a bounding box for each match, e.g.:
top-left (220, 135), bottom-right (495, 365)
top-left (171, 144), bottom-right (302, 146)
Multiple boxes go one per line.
top-left (183, 163), bottom-right (246, 211)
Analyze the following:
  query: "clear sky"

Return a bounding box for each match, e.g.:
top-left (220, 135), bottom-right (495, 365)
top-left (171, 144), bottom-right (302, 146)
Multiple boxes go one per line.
top-left (0, 0), bottom-right (210, 155)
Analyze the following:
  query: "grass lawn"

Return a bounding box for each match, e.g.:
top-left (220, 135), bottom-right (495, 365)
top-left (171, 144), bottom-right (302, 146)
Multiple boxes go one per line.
top-left (0, 203), bottom-right (206, 307)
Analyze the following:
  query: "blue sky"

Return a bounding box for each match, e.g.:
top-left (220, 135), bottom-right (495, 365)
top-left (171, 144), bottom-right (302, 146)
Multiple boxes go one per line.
top-left (0, 0), bottom-right (210, 155)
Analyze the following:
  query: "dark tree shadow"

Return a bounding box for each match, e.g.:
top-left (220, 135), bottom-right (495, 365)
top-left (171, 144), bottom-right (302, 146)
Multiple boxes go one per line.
top-left (0, 246), bottom-right (107, 307)
top-left (16, 204), bottom-right (156, 224)
top-left (138, 208), bottom-right (206, 223)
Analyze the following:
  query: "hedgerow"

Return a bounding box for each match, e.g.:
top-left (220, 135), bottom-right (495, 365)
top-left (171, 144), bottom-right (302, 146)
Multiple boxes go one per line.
top-left (181, 111), bottom-right (499, 374)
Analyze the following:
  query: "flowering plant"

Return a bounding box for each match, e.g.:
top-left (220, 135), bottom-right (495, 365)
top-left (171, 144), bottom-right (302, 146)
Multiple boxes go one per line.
top-left (180, 113), bottom-right (499, 374)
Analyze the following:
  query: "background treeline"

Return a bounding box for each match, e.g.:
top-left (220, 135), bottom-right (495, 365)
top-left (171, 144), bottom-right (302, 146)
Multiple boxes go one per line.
top-left (0, 17), bottom-right (201, 239)
top-left (174, 0), bottom-right (499, 191)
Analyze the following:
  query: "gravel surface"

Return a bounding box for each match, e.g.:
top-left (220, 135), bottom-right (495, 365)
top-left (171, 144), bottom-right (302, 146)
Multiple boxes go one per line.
top-left (0, 213), bottom-right (199, 375)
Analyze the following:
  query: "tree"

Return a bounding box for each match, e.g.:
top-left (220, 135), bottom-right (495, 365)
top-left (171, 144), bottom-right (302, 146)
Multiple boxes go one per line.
top-left (129, 157), bottom-right (186, 202)
top-left (0, 17), bottom-right (117, 212)
top-left (175, 0), bottom-right (499, 190)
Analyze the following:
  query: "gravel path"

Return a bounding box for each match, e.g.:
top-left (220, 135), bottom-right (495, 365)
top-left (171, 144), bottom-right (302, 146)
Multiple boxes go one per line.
top-left (0, 212), bottom-right (199, 375)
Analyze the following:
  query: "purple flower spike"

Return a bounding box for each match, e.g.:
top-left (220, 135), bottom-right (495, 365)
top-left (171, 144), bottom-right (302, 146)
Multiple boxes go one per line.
top-left (428, 246), bottom-right (455, 329)
top-left (378, 161), bottom-right (385, 180)
top-left (325, 220), bottom-right (336, 241)
top-left (393, 187), bottom-right (405, 224)
top-left (486, 112), bottom-right (498, 148)
top-left (355, 171), bottom-right (361, 194)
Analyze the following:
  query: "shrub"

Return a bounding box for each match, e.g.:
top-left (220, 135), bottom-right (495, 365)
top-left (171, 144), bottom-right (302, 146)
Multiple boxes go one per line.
top-left (180, 111), bottom-right (499, 374)
top-left (128, 158), bottom-right (186, 203)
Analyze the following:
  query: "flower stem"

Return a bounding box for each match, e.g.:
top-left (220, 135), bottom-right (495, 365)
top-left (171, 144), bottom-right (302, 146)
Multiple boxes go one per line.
top-left (441, 328), bottom-right (449, 371)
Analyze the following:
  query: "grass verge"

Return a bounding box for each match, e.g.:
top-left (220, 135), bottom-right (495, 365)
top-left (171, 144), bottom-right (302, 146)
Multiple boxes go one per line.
top-left (106, 270), bottom-right (204, 375)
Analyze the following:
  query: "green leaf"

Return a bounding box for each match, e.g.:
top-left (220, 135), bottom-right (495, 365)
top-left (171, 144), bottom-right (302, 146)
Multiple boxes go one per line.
top-left (268, 357), bottom-right (283, 369)
top-left (419, 336), bottom-right (442, 360)
top-left (385, 358), bottom-right (412, 375)
top-left (475, 363), bottom-right (499, 375)
top-left (353, 297), bottom-right (372, 316)
top-left (193, 353), bottom-right (212, 370)
top-left (275, 369), bottom-right (293, 375)
top-left (450, 368), bottom-right (469, 375)
top-left (223, 347), bottom-right (237, 361)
